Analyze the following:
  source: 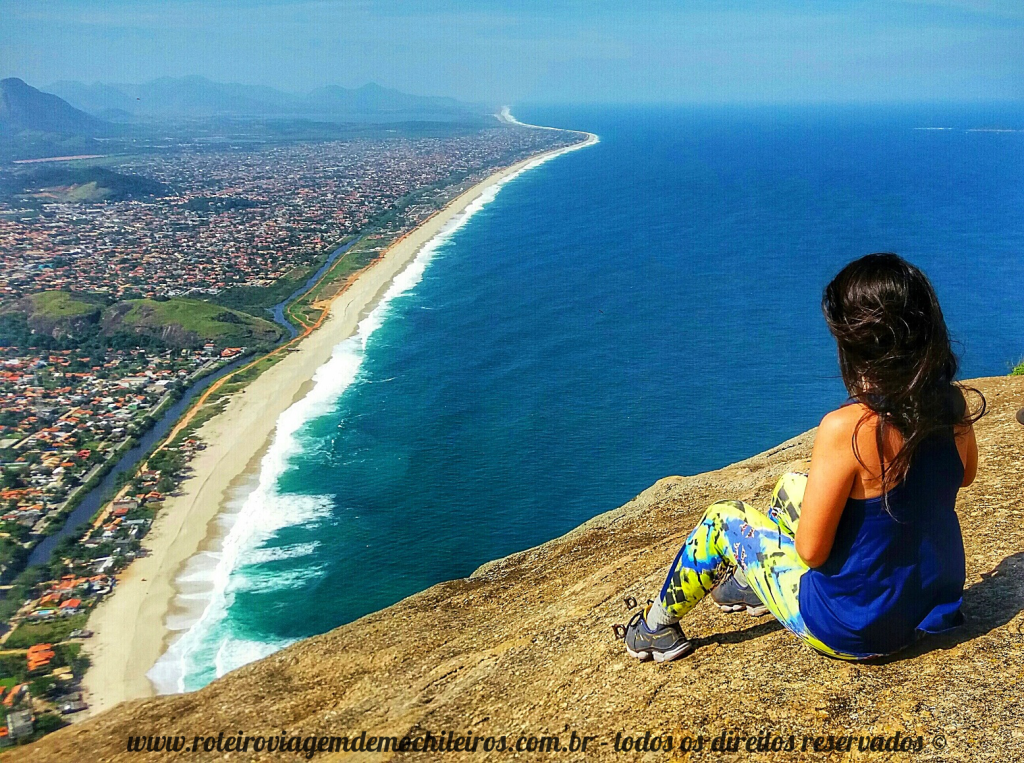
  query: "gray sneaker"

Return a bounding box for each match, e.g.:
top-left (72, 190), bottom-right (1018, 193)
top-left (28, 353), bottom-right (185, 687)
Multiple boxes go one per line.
top-left (621, 609), bottom-right (694, 662)
top-left (711, 572), bottom-right (770, 616)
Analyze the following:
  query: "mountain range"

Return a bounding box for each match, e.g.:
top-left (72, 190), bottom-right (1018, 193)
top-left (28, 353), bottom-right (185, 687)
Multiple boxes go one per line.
top-left (0, 77), bottom-right (496, 161)
top-left (0, 77), bottom-right (110, 135)
top-left (45, 76), bottom-right (490, 122)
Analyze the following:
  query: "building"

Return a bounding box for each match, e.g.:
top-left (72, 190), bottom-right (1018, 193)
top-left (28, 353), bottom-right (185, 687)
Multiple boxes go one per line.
top-left (6, 709), bottom-right (33, 740)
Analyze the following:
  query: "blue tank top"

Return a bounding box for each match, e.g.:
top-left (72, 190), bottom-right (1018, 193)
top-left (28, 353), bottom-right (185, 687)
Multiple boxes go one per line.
top-left (798, 430), bottom-right (967, 657)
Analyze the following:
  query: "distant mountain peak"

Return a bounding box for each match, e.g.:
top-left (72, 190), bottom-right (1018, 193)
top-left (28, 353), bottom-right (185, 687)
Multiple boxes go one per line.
top-left (0, 77), bottom-right (109, 135)
top-left (44, 76), bottom-right (490, 123)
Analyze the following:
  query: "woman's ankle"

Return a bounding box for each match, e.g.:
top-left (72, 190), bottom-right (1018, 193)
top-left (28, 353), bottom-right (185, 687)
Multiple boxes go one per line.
top-left (644, 601), bottom-right (677, 630)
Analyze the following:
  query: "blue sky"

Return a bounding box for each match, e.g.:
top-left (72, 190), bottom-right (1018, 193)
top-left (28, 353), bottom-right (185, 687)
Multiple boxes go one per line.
top-left (2, 0), bottom-right (1022, 104)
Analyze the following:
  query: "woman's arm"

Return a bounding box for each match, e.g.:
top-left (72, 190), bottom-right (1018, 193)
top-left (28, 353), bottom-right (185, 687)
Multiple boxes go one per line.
top-left (795, 408), bottom-right (859, 568)
top-left (955, 423), bottom-right (978, 487)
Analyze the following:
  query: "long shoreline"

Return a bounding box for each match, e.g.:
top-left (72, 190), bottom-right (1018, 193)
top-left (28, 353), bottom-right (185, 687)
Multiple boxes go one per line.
top-left (80, 125), bottom-right (598, 715)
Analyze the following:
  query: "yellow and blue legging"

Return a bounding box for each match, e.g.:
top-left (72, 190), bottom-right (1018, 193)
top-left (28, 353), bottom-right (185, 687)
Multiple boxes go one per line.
top-left (647, 473), bottom-right (873, 660)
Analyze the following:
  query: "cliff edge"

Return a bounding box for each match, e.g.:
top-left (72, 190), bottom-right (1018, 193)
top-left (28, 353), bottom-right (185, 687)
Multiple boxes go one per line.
top-left (17, 376), bottom-right (1024, 762)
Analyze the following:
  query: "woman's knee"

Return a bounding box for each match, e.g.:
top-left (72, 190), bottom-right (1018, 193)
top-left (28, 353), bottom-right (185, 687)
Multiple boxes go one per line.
top-left (698, 500), bottom-right (754, 562)
top-left (702, 499), bottom-right (749, 525)
top-left (770, 472), bottom-right (807, 527)
top-left (773, 472), bottom-right (808, 500)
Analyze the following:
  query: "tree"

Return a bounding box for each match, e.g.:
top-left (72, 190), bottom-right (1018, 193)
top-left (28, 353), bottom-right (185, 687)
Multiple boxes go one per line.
top-left (29, 676), bottom-right (57, 699)
top-left (70, 653), bottom-right (91, 678)
top-left (34, 712), bottom-right (65, 735)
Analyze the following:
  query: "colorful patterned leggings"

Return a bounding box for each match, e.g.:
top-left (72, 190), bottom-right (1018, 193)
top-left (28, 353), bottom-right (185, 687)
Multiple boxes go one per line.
top-left (650, 472), bottom-right (868, 660)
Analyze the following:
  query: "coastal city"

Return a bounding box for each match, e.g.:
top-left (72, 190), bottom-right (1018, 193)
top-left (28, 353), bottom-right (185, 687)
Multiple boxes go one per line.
top-left (0, 121), bottom-right (582, 742)
top-left (0, 344), bottom-right (240, 567)
top-left (0, 129), bottom-right (569, 300)
top-left (6, 0), bottom-right (1024, 759)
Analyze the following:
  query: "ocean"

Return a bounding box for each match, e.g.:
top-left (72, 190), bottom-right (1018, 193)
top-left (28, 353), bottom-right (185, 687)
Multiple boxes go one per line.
top-left (149, 104), bottom-right (1024, 693)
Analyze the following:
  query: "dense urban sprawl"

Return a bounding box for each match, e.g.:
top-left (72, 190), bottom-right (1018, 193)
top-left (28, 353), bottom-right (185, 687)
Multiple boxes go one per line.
top-left (0, 123), bottom-right (580, 741)
top-left (0, 128), bottom-right (572, 300)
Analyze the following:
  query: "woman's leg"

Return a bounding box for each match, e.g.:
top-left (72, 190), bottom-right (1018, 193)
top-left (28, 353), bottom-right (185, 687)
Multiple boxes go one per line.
top-left (767, 471), bottom-right (807, 536)
top-left (711, 472), bottom-right (807, 612)
top-left (655, 471), bottom-right (808, 621)
top-left (645, 494), bottom-right (858, 659)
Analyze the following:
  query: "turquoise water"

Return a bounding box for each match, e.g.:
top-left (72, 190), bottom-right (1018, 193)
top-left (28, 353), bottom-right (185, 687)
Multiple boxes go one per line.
top-left (151, 105), bottom-right (1024, 692)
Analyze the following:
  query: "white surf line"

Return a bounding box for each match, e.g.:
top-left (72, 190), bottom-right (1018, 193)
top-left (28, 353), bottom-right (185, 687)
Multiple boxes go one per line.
top-left (148, 125), bottom-right (599, 695)
top-left (498, 106), bottom-right (601, 147)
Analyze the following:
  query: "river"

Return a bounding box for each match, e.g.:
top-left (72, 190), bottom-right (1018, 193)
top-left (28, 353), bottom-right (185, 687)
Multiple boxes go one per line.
top-left (26, 237), bottom-right (359, 567)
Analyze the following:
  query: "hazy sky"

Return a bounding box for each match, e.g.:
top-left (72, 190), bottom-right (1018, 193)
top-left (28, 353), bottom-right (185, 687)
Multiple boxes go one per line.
top-left (3, 0), bottom-right (1022, 104)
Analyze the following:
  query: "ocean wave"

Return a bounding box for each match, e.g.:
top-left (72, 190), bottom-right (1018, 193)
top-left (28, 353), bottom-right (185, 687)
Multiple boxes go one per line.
top-left (240, 541), bottom-right (320, 566)
top-left (232, 562), bottom-right (328, 593)
top-left (213, 635), bottom-right (295, 681)
top-left (149, 134), bottom-right (596, 695)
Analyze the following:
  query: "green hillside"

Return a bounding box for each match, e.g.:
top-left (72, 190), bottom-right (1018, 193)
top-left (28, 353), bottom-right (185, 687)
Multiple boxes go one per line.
top-left (13, 290), bottom-right (104, 339)
top-left (1, 291), bottom-right (283, 350)
top-left (0, 166), bottom-right (169, 203)
top-left (25, 290), bottom-right (103, 319)
top-left (108, 298), bottom-right (283, 348)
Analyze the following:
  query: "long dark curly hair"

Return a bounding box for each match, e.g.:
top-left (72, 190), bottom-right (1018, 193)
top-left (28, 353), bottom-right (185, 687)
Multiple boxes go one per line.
top-left (822, 253), bottom-right (985, 498)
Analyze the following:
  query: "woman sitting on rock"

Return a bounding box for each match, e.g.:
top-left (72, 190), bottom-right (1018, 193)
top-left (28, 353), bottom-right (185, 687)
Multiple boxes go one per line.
top-left (623, 253), bottom-right (983, 662)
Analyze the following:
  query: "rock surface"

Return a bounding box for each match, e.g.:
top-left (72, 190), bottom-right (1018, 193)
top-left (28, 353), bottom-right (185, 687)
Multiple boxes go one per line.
top-left (17, 376), bottom-right (1024, 761)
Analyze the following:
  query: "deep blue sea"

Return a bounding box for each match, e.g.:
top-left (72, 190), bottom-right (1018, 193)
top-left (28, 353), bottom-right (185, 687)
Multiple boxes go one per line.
top-left (150, 105), bottom-right (1024, 692)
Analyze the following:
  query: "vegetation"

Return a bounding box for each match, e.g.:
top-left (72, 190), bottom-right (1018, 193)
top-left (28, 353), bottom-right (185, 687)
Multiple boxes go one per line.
top-left (0, 290), bottom-right (105, 345)
top-left (211, 254), bottom-right (333, 317)
top-left (0, 166), bottom-right (169, 203)
top-left (0, 566), bottom-right (46, 621)
top-left (0, 293), bottom-right (283, 350)
top-left (111, 297), bottom-right (283, 348)
top-left (1012, 360), bottom-right (1023, 376)
top-left (0, 657), bottom-right (26, 682)
top-left (0, 638), bottom-right (86, 720)
top-left (33, 712), bottom-right (67, 736)
top-left (211, 267), bottom-right (318, 316)
top-left (0, 536), bottom-right (29, 575)
top-left (0, 131), bottom-right (103, 165)
top-left (0, 309), bottom-right (165, 352)
top-left (24, 291), bottom-right (104, 320)
top-left (5, 613), bottom-right (89, 649)
top-left (285, 238), bottom-right (383, 328)
top-left (147, 449), bottom-right (186, 479)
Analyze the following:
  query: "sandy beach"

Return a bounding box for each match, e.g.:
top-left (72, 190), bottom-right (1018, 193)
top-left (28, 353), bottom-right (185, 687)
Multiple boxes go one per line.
top-left (81, 129), bottom-right (598, 716)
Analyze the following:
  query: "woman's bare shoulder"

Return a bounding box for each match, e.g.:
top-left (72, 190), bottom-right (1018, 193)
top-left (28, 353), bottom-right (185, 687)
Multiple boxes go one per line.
top-left (820, 403), bottom-right (872, 435)
top-left (818, 404), bottom-right (889, 468)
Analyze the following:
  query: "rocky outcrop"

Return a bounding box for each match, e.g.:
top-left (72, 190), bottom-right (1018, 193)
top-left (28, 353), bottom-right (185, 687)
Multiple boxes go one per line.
top-left (18, 376), bottom-right (1024, 761)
